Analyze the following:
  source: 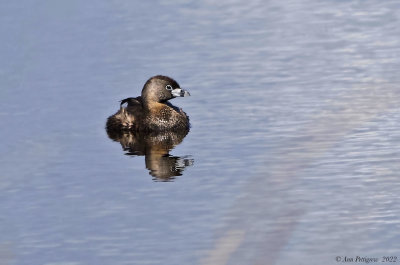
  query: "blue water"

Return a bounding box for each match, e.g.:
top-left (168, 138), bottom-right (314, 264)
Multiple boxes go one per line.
top-left (1, 1), bottom-right (400, 264)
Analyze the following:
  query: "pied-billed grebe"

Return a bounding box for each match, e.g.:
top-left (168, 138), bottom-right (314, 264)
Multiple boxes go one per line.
top-left (106, 75), bottom-right (190, 132)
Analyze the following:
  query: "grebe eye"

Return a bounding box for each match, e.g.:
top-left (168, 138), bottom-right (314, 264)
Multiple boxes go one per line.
top-left (165, 85), bottom-right (173, 91)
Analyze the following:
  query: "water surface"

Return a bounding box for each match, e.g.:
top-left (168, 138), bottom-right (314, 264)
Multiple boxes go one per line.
top-left (1, 1), bottom-right (400, 264)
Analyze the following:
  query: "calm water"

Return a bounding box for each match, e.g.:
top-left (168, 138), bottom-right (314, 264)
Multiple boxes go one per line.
top-left (1, 1), bottom-right (400, 264)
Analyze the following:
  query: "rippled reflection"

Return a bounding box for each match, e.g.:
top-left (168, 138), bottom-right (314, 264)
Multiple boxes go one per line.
top-left (107, 129), bottom-right (193, 181)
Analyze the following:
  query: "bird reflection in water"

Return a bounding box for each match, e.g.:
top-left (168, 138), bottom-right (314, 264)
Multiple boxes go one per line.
top-left (107, 129), bottom-right (193, 181)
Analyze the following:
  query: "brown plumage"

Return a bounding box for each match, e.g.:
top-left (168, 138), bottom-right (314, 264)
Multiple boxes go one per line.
top-left (106, 75), bottom-right (190, 132)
